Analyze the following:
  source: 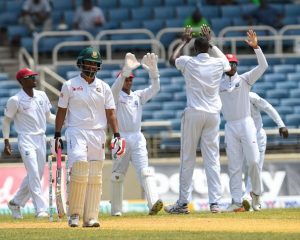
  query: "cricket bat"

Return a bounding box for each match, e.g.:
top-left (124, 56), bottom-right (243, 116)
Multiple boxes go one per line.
top-left (55, 148), bottom-right (66, 219)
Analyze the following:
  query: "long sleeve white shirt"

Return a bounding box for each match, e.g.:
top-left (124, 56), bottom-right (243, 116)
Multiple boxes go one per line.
top-left (220, 47), bottom-right (268, 121)
top-left (111, 75), bottom-right (160, 133)
top-left (249, 92), bottom-right (285, 131)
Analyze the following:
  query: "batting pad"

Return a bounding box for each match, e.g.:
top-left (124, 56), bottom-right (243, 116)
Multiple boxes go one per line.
top-left (83, 161), bottom-right (103, 223)
top-left (68, 161), bottom-right (89, 217)
top-left (141, 167), bottom-right (159, 209)
top-left (110, 172), bottom-right (125, 215)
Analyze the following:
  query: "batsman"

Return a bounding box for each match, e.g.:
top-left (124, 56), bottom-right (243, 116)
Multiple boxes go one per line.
top-left (54, 46), bottom-right (125, 227)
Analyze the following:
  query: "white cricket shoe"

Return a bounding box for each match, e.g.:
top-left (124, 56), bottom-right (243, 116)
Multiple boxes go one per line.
top-left (250, 192), bottom-right (261, 211)
top-left (112, 212), bottom-right (122, 216)
top-left (225, 203), bottom-right (245, 212)
top-left (149, 199), bottom-right (163, 215)
top-left (68, 214), bottom-right (79, 227)
top-left (8, 200), bottom-right (23, 219)
top-left (164, 201), bottom-right (190, 214)
top-left (36, 211), bottom-right (49, 218)
top-left (83, 219), bottom-right (100, 228)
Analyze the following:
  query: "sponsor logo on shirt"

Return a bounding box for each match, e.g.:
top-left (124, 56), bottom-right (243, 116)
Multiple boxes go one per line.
top-left (96, 87), bottom-right (101, 93)
top-left (72, 86), bottom-right (83, 91)
top-left (235, 83), bottom-right (240, 88)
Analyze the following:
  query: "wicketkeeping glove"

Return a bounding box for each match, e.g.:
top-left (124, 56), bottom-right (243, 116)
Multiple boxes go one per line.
top-left (141, 53), bottom-right (160, 79)
top-left (111, 133), bottom-right (126, 160)
top-left (122, 53), bottom-right (140, 78)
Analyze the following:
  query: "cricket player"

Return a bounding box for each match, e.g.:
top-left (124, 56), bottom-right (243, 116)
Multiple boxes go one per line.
top-left (242, 92), bottom-right (288, 210)
top-left (110, 53), bottom-right (163, 216)
top-left (219, 30), bottom-right (268, 212)
top-left (164, 25), bottom-right (231, 214)
top-left (3, 68), bottom-right (55, 219)
top-left (54, 47), bottom-right (125, 227)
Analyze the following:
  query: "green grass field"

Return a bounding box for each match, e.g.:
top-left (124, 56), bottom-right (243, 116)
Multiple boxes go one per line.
top-left (0, 208), bottom-right (300, 240)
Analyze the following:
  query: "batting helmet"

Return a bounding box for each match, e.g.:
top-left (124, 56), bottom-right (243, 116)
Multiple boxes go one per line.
top-left (76, 47), bottom-right (102, 69)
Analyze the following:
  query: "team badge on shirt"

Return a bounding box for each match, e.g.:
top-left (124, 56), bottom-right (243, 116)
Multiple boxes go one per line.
top-left (96, 87), bottom-right (101, 93)
top-left (235, 83), bottom-right (240, 88)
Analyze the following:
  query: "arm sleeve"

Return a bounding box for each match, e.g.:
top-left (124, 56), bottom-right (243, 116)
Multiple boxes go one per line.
top-left (175, 56), bottom-right (191, 72)
top-left (140, 78), bottom-right (161, 105)
top-left (4, 97), bottom-right (19, 119)
top-left (111, 75), bottom-right (126, 103)
top-left (208, 46), bottom-right (231, 72)
top-left (46, 112), bottom-right (56, 125)
top-left (57, 83), bottom-right (70, 108)
top-left (105, 85), bottom-right (116, 110)
top-left (251, 93), bottom-right (285, 128)
top-left (2, 116), bottom-right (12, 139)
top-left (240, 47), bottom-right (268, 86)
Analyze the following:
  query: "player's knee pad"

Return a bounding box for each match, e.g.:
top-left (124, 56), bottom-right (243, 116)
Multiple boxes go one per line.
top-left (140, 167), bottom-right (159, 209)
top-left (68, 161), bottom-right (89, 217)
top-left (110, 172), bottom-right (125, 216)
top-left (83, 161), bottom-right (103, 223)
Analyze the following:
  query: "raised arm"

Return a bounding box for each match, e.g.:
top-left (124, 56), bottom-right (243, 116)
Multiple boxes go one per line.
top-left (169, 26), bottom-right (193, 66)
top-left (111, 53), bottom-right (140, 102)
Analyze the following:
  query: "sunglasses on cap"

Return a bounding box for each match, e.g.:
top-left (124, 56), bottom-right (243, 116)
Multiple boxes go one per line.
top-left (229, 62), bottom-right (238, 67)
top-left (23, 75), bottom-right (36, 79)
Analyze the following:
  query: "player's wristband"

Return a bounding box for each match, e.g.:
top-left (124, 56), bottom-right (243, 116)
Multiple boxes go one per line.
top-left (114, 132), bottom-right (120, 138)
top-left (55, 132), bottom-right (61, 138)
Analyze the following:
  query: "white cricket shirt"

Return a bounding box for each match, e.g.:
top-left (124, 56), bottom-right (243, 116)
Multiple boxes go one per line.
top-left (111, 76), bottom-right (160, 132)
top-left (58, 75), bottom-right (115, 129)
top-left (220, 47), bottom-right (268, 121)
top-left (250, 92), bottom-right (285, 131)
top-left (175, 47), bottom-right (231, 113)
top-left (4, 89), bottom-right (52, 135)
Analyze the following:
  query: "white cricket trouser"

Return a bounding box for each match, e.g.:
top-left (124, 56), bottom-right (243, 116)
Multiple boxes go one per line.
top-left (13, 134), bottom-right (47, 213)
top-left (65, 127), bottom-right (106, 167)
top-left (244, 128), bottom-right (266, 195)
top-left (112, 131), bottom-right (148, 183)
top-left (225, 117), bottom-right (262, 204)
top-left (178, 108), bottom-right (222, 205)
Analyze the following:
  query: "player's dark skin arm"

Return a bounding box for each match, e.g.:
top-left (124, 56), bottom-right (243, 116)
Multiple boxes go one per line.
top-left (106, 109), bottom-right (119, 134)
top-left (55, 107), bottom-right (67, 133)
top-left (279, 127), bottom-right (289, 138)
top-left (169, 26), bottom-right (193, 66)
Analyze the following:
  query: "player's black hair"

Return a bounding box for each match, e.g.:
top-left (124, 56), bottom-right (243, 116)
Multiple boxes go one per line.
top-left (194, 36), bottom-right (209, 53)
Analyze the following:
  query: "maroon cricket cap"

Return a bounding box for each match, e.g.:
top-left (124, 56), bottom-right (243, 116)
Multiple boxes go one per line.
top-left (116, 72), bottom-right (134, 78)
top-left (16, 68), bottom-right (38, 81)
top-left (225, 54), bottom-right (238, 63)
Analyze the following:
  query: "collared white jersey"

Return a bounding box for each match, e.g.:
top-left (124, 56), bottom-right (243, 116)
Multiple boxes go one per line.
top-left (4, 89), bottom-right (52, 135)
top-left (58, 75), bottom-right (115, 129)
top-left (175, 46), bottom-right (231, 113)
top-left (220, 47), bottom-right (268, 121)
top-left (249, 92), bottom-right (285, 131)
top-left (111, 75), bottom-right (160, 132)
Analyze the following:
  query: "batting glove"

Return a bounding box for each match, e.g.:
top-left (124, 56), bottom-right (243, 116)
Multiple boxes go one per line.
top-left (53, 132), bottom-right (64, 154)
top-left (122, 53), bottom-right (140, 78)
top-left (141, 53), bottom-right (160, 79)
top-left (111, 133), bottom-right (126, 160)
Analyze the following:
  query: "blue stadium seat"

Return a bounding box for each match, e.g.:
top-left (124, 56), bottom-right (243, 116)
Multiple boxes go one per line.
top-left (119, 0), bottom-right (140, 8)
top-left (175, 6), bottom-right (194, 19)
top-left (143, 102), bottom-right (162, 111)
top-left (152, 110), bottom-right (176, 120)
top-left (6, 1), bottom-right (22, 14)
top-left (265, 98), bottom-right (279, 107)
top-left (294, 106), bottom-right (300, 114)
top-left (142, 19), bottom-right (165, 34)
top-left (0, 73), bottom-right (9, 80)
top-left (46, 124), bottom-right (55, 136)
top-left (211, 18), bottom-right (232, 35)
top-left (232, 17), bottom-right (247, 26)
top-left (275, 81), bottom-right (298, 90)
top-left (0, 12), bottom-right (19, 25)
top-left (275, 106), bottom-right (294, 116)
top-left (0, 81), bottom-right (20, 89)
top-left (221, 5), bottom-right (241, 18)
top-left (159, 77), bottom-right (171, 85)
top-left (102, 78), bottom-right (115, 87)
top-left (282, 16), bottom-right (298, 25)
top-left (201, 6), bottom-right (221, 19)
top-left (171, 76), bottom-right (185, 85)
top-left (284, 4), bottom-right (300, 17)
top-left (162, 101), bottom-right (186, 111)
top-left (251, 89), bottom-right (266, 99)
top-left (133, 77), bottom-right (148, 86)
top-left (0, 89), bottom-right (11, 98)
top-left (152, 92), bottom-right (173, 102)
top-left (273, 64), bottom-right (295, 74)
top-left (131, 8), bottom-right (153, 21)
top-left (160, 137), bottom-right (180, 150)
top-left (285, 114), bottom-right (300, 128)
top-left (174, 92), bottom-right (186, 102)
top-left (159, 68), bottom-right (181, 78)
top-left (99, 0), bottom-right (119, 9)
top-left (170, 118), bottom-right (181, 131)
top-left (161, 85), bottom-right (183, 93)
top-left (165, 19), bottom-right (183, 28)
top-left (120, 20), bottom-right (142, 29)
top-left (165, 0), bottom-right (185, 5)
top-left (280, 98), bottom-right (299, 107)
top-left (7, 25), bottom-right (29, 41)
top-left (51, 0), bottom-right (73, 10)
top-left (108, 8), bottom-right (129, 22)
top-left (142, 110), bottom-right (154, 120)
top-left (251, 82), bottom-right (274, 91)
top-left (96, 70), bottom-right (112, 79)
top-left (134, 69), bottom-right (148, 78)
top-left (263, 73), bottom-right (285, 82)
top-left (266, 89), bottom-right (289, 99)
top-left (287, 72), bottom-right (300, 82)
top-left (289, 89), bottom-right (300, 98)
top-left (262, 116), bottom-right (278, 128)
top-left (141, 0), bottom-right (162, 7)
top-left (154, 7), bottom-right (175, 20)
